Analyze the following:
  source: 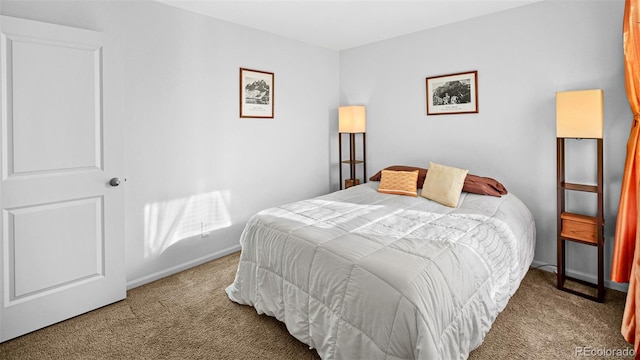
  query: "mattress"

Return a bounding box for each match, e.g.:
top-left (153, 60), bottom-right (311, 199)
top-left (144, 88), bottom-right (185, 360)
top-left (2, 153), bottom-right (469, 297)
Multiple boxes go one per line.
top-left (226, 182), bottom-right (536, 359)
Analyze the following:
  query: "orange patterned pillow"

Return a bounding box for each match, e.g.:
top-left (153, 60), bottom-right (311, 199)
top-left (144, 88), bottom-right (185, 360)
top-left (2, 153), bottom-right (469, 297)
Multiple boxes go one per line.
top-left (378, 170), bottom-right (419, 197)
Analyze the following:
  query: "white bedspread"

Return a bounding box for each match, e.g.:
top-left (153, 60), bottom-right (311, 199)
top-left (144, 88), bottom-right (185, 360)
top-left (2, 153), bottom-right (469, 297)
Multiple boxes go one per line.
top-left (226, 183), bottom-right (536, 359)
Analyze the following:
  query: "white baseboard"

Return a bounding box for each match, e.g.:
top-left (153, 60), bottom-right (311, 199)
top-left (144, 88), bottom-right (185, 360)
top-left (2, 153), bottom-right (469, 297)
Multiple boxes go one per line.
top-left (126, 244), bottom-right (242, 290)
top-left (530, 260), bottom-right (629, 293)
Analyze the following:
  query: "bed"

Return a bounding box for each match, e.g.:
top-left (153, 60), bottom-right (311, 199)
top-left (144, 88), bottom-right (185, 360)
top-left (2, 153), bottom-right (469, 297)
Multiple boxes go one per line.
top-left (226, 168), bottom-right (535, 359)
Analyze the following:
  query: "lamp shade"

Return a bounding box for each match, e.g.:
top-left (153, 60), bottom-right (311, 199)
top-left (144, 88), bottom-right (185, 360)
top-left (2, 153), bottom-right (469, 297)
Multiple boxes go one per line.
top-left (556, 89), bottom-right (604, 139)
top-left (339, 105), bottom-right (366, 133)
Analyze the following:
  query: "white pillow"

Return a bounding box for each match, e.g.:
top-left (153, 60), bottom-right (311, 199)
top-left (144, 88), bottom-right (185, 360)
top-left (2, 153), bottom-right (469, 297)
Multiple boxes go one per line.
top-left (420, 162), bottom-right (469, 207)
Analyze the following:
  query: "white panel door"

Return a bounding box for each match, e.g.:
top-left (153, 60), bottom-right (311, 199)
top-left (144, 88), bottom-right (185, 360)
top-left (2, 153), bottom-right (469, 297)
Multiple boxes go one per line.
top-left (0, 16), bottom-right (125, 342)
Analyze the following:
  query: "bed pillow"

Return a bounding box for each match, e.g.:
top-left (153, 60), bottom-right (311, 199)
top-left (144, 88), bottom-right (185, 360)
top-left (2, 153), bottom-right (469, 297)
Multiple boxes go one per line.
top-left (420, 162), bottom-right (469, 207)
top-left (378, 169), bottom-right (420, 197)
top-left (370, 166), bottom-right (427, 188)
top-left (464, 174), bottom-right (508, 197)
top-left (369, 165), bottom-right (507, 197)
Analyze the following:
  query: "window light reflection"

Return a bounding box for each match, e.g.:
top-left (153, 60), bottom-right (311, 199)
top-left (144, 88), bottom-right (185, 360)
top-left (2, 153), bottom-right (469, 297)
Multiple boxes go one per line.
top-left (143, 191), bottom-right (232, 257)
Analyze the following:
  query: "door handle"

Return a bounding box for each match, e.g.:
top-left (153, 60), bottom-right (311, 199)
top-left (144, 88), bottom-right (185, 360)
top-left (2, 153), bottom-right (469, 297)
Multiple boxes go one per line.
top-left (109, 177), bottom-right (121, 187)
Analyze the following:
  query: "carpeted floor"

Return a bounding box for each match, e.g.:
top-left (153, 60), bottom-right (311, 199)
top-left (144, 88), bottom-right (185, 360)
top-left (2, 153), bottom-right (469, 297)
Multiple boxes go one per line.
top-left (0, 251), bottom-right (633, 359)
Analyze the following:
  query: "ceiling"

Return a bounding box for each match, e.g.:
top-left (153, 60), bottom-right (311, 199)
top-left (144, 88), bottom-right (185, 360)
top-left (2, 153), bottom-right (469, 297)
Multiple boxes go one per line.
top-left (158, 0), bottom-right (543, 51)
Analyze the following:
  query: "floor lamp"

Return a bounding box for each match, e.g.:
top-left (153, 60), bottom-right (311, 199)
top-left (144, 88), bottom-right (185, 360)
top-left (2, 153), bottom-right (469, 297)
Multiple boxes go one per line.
top-left (555, 89), bottom-right (605, 302)
top-left (338, 105), bottom-right (366, 189)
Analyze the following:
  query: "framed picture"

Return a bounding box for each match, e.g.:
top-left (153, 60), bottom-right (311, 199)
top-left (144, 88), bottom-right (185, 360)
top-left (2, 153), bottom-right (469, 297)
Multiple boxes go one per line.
top-left (426, 71), bottom-right (478, 115)
top-left (240, 68), bottom-right (274, 118)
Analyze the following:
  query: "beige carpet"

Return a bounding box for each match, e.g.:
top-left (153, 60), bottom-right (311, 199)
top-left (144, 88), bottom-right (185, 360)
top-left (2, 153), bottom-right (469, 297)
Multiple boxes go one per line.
top-left (0, 251), bottom-right (633, 359)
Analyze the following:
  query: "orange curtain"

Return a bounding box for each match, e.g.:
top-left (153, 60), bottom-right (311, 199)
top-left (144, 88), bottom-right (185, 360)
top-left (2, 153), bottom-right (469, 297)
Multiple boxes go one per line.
top-left (612, 0), bottom-right (640, 350)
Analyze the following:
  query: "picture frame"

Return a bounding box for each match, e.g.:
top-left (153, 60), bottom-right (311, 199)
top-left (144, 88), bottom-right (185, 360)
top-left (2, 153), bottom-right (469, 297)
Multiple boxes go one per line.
top-left (425, 71), bottom-right (478, 115)
top-left (240, 68), bottom-right (274, 118)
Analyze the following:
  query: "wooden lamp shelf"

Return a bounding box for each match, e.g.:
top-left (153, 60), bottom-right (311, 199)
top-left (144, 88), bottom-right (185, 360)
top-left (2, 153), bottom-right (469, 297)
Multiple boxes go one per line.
top-left (341, 160), bottom-right (364, 164)
top-left (556, 138), bottom-right (605, 302)
top-left (338, 133), bottom-right (366, 189)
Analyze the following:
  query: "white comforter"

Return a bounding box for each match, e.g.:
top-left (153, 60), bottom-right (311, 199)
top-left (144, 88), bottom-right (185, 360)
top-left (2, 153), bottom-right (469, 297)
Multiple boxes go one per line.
top-left (226, 183), bottom-right (536, 359)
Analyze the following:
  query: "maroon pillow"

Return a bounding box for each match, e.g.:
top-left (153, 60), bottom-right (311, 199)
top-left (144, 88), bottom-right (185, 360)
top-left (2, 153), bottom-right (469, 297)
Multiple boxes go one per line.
top-left (369, 165), bottom-right (508, 197)
top-left (463, 174), bottom-right (508, 197)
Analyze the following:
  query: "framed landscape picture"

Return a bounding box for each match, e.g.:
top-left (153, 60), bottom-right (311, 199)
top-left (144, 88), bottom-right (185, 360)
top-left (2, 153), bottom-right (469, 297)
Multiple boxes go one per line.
top-left (240, 68), bottom-right (274, 118)
top-left (426, 71), bottom-right (478, 115)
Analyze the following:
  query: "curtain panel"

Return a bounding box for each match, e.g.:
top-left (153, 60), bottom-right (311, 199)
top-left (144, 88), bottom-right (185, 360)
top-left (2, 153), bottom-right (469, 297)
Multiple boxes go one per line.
top-left (612, 0), bottom-right (640, 350)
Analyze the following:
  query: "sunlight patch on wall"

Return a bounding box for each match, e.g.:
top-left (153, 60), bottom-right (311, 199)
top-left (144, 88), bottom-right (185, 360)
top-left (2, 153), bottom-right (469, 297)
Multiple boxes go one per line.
top-left (144, 191), bottom-right (232, 258)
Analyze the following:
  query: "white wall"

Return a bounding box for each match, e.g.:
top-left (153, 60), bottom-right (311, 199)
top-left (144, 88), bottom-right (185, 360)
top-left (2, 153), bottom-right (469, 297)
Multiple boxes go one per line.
top-left (1, 0), bottom-right (340, 287)
top-left (2, 0), bottom-right (631, 291)
top-left (339, 0), bottom-right (629, 289)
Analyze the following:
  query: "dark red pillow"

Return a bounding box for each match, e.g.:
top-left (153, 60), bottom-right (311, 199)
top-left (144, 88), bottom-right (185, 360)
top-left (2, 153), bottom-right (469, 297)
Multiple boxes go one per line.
top-left (369, 165), bottom-right (508, 197)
